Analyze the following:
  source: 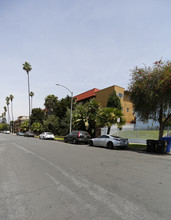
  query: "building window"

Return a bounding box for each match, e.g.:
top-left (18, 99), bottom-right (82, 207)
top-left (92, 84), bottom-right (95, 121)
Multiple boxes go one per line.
top-left (117, 93), bottom-right (123, 98)
top-left (127, 108), bottom-right (129, 112)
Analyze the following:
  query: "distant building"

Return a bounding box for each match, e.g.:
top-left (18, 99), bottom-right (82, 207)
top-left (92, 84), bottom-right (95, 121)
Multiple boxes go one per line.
top-left (14, 116), bottom-right (29, 132)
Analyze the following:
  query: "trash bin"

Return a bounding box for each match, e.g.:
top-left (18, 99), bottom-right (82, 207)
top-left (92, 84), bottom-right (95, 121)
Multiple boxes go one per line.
top-left (161, 137), bottom-right (171, 153)
top-left (156, 140), bottom-right (166, 154)
top-left (146, 139), bottom-right (157, 152)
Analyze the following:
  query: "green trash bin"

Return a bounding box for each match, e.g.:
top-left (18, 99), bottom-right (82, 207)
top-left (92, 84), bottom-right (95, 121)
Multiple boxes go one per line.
top-left (146, 139), bottom-right (157, 152)
top-left (156, 140), bottom-right (166, 154)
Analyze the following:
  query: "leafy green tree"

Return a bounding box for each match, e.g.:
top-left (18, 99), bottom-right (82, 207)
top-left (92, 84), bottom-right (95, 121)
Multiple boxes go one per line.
top-left (31, 122), bottom-right (43, 135)
top-left (97, 107), bottom-right (125, 134)
top-left (44, 95), bottom-right (58, 116)
top-left (43, 115), bottom-right (60, 134)
top-left (23, 61), bottom-right (32, 130)
top-left (54, 95), bottom-right (72, 118)
top-left (20, 120), bottom-right (29, 132)
top-left (129, 60), bottom-right (171, 138)
top-left (73, 100), bottom-right (100, 137)
top-left (73, 104), bottom-right (87, 131)
top-left (107, 90), bottom-right (122, 110)
top-left (58, 108), bottom-right (71, 135)
top-left (30, 108), bottom-right (45, 125)
top-left (84, 100), bottom-right (100, 137)
top-left (0, 123), bottom-right (9, 131)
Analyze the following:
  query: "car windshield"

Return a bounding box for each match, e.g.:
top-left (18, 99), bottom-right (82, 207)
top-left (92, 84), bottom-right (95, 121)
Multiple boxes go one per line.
top-left (46, 132), bottom-right (52, 135)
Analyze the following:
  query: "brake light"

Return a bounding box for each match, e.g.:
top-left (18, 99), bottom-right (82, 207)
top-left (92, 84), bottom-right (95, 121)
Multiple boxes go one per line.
top-left (78, 132), bottom-right (81, 137)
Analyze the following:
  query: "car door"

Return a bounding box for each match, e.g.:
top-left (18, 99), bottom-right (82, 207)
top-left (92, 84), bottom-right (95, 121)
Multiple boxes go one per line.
top-left (67, 132), bottom-right (74, 142)
top-left (101, 135), bottom-right (110, 147)
top-left (94, 135), bottom-right (108, 146)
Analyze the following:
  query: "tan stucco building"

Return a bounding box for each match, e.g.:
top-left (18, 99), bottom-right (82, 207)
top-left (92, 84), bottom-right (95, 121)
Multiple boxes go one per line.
top-left (74, 85), bottom-right (135, 124)
top-left (95, 85), bottom-right (135, 123)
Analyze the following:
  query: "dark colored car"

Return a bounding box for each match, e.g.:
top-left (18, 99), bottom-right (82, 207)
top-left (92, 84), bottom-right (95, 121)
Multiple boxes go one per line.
top-left (24, 131), bottom-right (34, 137)
top-left (64, 131), bottom-right (91, 144)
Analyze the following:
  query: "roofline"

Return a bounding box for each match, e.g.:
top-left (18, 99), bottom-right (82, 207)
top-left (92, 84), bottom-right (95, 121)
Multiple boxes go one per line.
top-left (73, 88), bottom-right (100, 98)
top-left (95, 85), bottom-right (125, 93)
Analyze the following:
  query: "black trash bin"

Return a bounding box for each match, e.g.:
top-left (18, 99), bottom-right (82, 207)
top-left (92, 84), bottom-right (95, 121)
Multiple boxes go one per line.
top-left (146, 139), bottom-right (157, 152)
top-left (156, 140), bottom-right (166, 154)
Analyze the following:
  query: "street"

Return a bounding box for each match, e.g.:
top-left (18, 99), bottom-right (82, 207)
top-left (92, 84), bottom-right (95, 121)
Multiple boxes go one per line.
top-left (0, 134), bottom-right (171, 220)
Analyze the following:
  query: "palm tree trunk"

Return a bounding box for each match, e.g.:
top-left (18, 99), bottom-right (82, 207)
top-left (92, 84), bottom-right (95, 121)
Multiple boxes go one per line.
top-left (11, 101), bottom-right (14, 132)
top-left (31, 97), bottom-right (33, 114)
top-left (27, 72), bottom-right (31, 130)
top-left (7, 105), bottom-right (11, 125)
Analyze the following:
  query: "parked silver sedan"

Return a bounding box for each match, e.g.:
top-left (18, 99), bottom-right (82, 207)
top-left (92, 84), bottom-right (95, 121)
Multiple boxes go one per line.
top-left (39, 132), bottom-right (55, 140)
top-left (89, 135), bottom-right (128, 149)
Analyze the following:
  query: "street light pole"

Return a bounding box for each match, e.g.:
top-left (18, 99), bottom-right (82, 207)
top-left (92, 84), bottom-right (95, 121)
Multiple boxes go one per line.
top-left (56, 84), bottom-right (73, 133)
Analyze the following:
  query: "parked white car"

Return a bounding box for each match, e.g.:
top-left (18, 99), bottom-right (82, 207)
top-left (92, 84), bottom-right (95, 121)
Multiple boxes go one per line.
top-left (3, 130), bottom-right (10, 134)
top-left (39, 132), bottom-right (55, 140)
top-left (89, 135), bottom-right (128, 149)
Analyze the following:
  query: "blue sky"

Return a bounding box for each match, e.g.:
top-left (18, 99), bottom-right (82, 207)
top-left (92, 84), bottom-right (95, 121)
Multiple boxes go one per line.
top-left (0, 0), bottom-right (171, 119)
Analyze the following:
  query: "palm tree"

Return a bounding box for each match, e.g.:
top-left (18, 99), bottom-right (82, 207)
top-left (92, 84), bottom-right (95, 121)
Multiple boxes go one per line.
top-left (44, 95), bottom-right (58, 116)
top-left (9, 94), bottom-right (14, 132)
top-left (4, 106), bottom-right (7, 116)
top-left (4, 106), bottom-right (7, 123)
top-left (6, 97), bottom-right (11, 124)
top-left (23, 62), bottom-right (32, 130)
top-left (30, 91), bottom-right (34, 113)
top-left (2, 112), bottom-right (6, 123)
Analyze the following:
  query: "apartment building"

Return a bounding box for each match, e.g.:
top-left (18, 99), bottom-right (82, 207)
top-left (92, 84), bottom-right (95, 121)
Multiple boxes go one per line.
top-left (74, 85), bottom-right (135, 124)
top-left (73, 88), bottom-right (100, 104)
top-left (14, 116), bottom-right (29, 132)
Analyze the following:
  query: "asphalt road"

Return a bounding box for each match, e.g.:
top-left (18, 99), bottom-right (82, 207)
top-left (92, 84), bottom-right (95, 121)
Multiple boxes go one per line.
top-left (0, 134), bottom-right (171, 220)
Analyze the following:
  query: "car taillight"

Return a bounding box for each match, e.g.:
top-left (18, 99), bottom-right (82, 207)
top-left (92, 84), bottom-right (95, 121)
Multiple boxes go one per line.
top-left (78, 132), bottom-right (81, 137)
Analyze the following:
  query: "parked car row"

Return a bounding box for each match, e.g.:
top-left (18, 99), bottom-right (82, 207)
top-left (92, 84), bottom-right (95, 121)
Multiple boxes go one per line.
top-left (64, 131), bottom-right (128, 149)
top-left (16, 131), bottom-right (55, 139)
top-left (0, 130), bottom-right (10, 134)
top-left (15, 130), bottom-right (129, 149)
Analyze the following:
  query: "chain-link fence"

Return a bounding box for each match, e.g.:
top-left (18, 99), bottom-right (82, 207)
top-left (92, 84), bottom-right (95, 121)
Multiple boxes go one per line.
top-left (112, 127), bottom-right (171, 140)
top-left (101, 125), bottom-right (171, 140)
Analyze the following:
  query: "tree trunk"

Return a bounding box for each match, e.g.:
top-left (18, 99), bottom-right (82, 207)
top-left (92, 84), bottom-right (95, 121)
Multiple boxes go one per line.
top-left (158, 105), bottom-right (164, 139)
top-left (11, 101), bottom-right (14, 133)
top-left (107, 126), bottom-right (111, 135)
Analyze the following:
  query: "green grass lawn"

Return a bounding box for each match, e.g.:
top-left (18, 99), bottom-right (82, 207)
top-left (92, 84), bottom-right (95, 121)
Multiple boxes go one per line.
top-left (128, 143), bottom-right (146, 150)
top-left (54, 137), bottom-right (64, 141)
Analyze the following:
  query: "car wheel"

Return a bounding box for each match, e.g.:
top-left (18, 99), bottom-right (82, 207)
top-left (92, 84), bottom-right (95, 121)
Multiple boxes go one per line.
top-left (107, 142), bottom-right (114, 149)
top-left (64, 138), bottom-right (67, 143)
top-left (89, 140), bottom-right (94, 146)
top-left (72, 139), bottom-right (77, 144)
